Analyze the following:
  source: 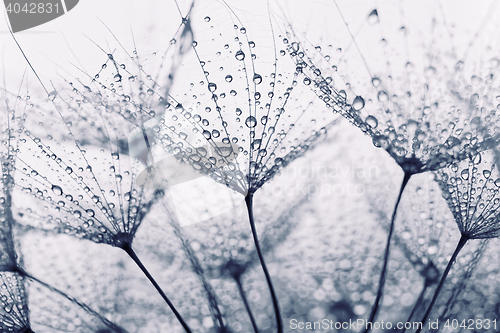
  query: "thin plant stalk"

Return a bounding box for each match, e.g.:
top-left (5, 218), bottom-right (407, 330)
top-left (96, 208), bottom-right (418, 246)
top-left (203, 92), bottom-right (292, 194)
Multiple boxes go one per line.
top-left (16, 268), bottom-right (124, 332)
top-left (123, 244), bottom-right (192, 333)
top-left (245, 192), bottom-right (283, 333)
top-left (235, 276), bottom-right (260, 333)
top-left (364, 172), bottom-right (412, 333)
top-left (415, 235), bottom-right (469, 333)
top-left (401, 280), bottom-right (431, 333)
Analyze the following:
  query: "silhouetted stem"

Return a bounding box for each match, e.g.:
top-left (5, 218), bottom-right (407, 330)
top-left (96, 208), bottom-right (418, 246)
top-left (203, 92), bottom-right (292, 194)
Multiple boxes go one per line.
top-left (17, 268), bottom-right (123, 332)
top-left (415, 235), bottom-right (469, 333)
top-left (235, 277), bottom-right (260, 333)
top-left (245, 192), bottom-right (283, 333)
top-left (123, 245), bottom-right (192, 333)
top-left (364, 172), bottom-right (411, 333)
top-left (401, 281), bottom-right (430, 333)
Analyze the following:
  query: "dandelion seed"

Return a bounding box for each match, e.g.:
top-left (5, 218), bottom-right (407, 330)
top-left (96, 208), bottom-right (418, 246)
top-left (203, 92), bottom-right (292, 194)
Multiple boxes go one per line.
top-left (413, 151), bottom-right (500, 332)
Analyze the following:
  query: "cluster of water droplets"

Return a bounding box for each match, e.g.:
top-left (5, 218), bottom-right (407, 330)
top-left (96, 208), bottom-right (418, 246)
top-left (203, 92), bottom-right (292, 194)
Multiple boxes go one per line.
top-left (13, 97), bottom-right (164, 248)
top-left (138, 4), bottom-right (340, 194)
top-left (0, 272), bottom-right (31, 332)
top-left (286, 7), bottom-right (500, 175)
top-left (434, 150), bottom-right (500, 239)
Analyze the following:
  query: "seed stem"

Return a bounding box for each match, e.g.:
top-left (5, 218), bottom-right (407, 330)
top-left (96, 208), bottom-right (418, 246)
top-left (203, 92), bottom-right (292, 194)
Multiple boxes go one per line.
top-left (415, 235), bottom-right (469, 333)
top-left (123, 244), bottom-right (192, 333)
top-left (235, 277), bottom-right (260, 333)
top-left (17, 268), bottom-right (123, 332)
top-left (245, 192), bottom-right (283, 333)
top-left (364, 172), bottom-right (411, 333)
top-left (401, 281), bottom-right (430, 333)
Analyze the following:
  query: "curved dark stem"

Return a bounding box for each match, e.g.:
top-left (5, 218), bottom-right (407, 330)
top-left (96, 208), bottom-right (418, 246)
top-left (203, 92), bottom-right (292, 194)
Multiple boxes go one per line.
top-left (415, 235), bottom-right (469, 333)
top-left (245, 192), bottom-right (283, 333)
top-left (123, 244), bottom-right (192, 333)
top-left (17, 268), bottom-right (124, 332)
top-left (235, 277), bottom-right (260, 333)
top-left (401, 281), bottom-right (430, 333)
top-left (364, 172), bottom-right (411, 333)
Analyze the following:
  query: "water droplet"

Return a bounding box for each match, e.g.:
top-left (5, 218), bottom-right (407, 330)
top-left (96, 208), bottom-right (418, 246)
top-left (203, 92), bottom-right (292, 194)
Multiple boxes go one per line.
top-left (427, 245), bottom-right (438, 255)
top-left (377, 91), bottom-right (389, 102)
top-left (204, 16), bottom-right (211, 22)
top-left (455, 61), bottom-right (464, 71)
top-left (245, 116), bottom-right (257, 128)
top-left (303, 77), bottom-right (311, 85)
top-left (366, 115), bottom-right (378, 128)
top-left (225, 75), bottom-right (233, 82)
top-left (51, 185), bottom-right (63, 196)
top-left (212, 129), bottom-right (220, 138)
top-left (352, 96), bottom-right (365, 111)
top-left (208, 82), bottom-right (217, 92)
top-left (371, 77), bottom-right (381, 87)
top-left (235, 50), bottom-right (245, 61)
top-left (461, 169), bottom-right (469, 180)
top-left (114, 74), bottom-right (122, 82)
top-left (253, 73), bottom-right (262, 85)
top-left (483, 170), bottom-right (491, 178)
top-left (425, 66), bottom-right (436, 76)
top-left (367, 9), bottom-right (379, 25)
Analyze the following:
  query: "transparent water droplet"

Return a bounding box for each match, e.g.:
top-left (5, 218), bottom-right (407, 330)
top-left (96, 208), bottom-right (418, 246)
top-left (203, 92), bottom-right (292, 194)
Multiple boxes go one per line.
top-left (377, 91), bottom-right (389, 102)
top-left (455, 61), bottom-right (464, 71)
top-left (245, 116), bottom-right (257, 128)
top-left (208, 82), bottom-right (217, 92)
top-left (204, 16), bottom-right (211, 22)
top-left (352, 96), bottom-right (365, 111)
top-left (367, 9), bottom-right (379, 25)
top-left (235, 50), bottom-right (245, 61)
top-left (253, 73), bottom-right (262, 85)
top-left (51, 185), bottom-right (63, 196)
top-left (225, 75), bottom-right (233, 82)
top-left (427, 245), bottom-right (438, 255)
top-left (366, 115), bottom-right (378, 128)
top-left (114, 74), bottom-right (122, 82)
top-left (425, 66), bottom-right (437, 76)
top-left (303, 77), bottom-right (311, 85)
top-left (494, 178), bottom-right (500, 187)
top-left (371, 77), bottom-right (381, 87)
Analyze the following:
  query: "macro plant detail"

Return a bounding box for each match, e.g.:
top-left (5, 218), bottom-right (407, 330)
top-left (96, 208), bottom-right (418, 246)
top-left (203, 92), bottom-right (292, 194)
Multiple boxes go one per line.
top-left (1, 0), bottom-right (500, 332)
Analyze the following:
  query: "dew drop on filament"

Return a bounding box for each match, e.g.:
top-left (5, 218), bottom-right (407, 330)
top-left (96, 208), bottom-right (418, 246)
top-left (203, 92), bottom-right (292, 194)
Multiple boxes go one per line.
top-left (367, 9), bottom-right (379, 25)
top-left (353, 96), bottom-right (365, 111)
top-left (235, 50), bottom-right (245, 61)
top-left (245, 116), bottom-right (257, 128)
top-left (52, 185), bottom-right (63, 196)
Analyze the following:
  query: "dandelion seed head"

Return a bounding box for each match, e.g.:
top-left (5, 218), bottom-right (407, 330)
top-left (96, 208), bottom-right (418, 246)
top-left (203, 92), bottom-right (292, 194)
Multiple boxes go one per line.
top-left (435, 150), bottom-right (500, 239)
